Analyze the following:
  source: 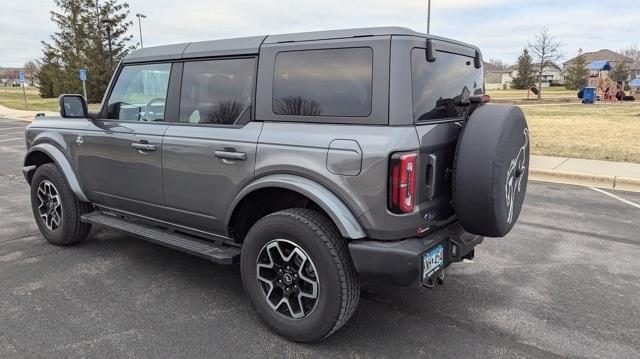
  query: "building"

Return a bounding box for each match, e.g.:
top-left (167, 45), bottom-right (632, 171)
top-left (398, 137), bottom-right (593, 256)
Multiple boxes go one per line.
top-left (0, 67), bottom-right (25, 87)
top-left (563, 49), bottom-right (634, 85)
top-left (484, 62), bottom-right (562, 89)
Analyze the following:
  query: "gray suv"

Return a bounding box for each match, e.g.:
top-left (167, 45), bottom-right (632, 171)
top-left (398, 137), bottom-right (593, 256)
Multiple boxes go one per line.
top-left (23, 27), bottom-right (529, 342)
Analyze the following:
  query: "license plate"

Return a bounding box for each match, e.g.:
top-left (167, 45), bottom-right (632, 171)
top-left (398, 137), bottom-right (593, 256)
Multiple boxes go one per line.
top-left (422, 244), bottom-right (444, 280)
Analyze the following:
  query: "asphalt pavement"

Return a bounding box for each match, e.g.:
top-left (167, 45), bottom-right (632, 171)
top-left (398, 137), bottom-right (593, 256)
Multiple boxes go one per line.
top-left (1, 118), bottom-right (639, 358)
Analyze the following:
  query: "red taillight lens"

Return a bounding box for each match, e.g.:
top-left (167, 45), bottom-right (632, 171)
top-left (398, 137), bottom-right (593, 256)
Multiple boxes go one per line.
top-left (388, 152), bottom-right (418, 214)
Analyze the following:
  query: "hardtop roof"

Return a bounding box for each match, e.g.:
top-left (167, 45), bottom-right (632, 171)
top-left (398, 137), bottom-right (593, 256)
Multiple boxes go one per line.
top-left (122, 26), bottom-right (478, 64)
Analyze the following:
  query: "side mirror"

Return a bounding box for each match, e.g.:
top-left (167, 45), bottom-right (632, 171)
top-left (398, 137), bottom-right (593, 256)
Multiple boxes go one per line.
top-left (59, 94), bottom-right (88, 118)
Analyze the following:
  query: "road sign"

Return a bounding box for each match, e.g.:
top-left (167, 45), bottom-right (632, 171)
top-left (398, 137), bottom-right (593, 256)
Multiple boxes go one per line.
top-left (18, 71), bottom-right (25, 83)
top-left (79, 68), bottom-right (87, 81)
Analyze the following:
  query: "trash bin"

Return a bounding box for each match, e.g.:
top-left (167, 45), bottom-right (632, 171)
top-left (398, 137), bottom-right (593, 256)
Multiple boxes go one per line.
top-left (582, 87), bottom-right (597, 104)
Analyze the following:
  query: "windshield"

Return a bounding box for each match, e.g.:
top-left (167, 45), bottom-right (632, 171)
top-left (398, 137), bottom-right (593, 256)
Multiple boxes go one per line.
top-left (411, 48), bottom-right (483, 122)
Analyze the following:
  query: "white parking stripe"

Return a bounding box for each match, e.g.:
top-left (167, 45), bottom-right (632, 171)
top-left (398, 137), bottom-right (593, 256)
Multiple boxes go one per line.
top-left (0, 137), bottom-right (23, 143)
top-left (590, 187), bottom-right (640, 210)
top-left (0, 127), bottom-right (25, 131)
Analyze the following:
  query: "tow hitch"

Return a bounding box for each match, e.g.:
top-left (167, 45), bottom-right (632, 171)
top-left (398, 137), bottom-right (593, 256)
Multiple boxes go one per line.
top-left (423, 270), bottom-right (445, 289)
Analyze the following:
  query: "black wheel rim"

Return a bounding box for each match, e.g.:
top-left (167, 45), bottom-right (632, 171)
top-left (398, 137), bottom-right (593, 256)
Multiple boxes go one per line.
top-left (256, 239), bottom-right (319, 319)
top-left (36, 180), bottom-right (63, 231)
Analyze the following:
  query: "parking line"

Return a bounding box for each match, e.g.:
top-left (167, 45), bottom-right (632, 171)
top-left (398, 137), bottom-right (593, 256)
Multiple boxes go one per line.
top-left (0, 137), bottom-right (23, 143)
top-left (590, 187), bottom-right (640, 210)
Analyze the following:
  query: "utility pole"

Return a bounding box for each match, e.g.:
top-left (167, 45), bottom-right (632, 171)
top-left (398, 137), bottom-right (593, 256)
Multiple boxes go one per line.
top-left (427, 0), bottom-right (431, 34)
top-left (136, 13), bottom-right (147, 48)
top-left (101, 19), bottom-right (114, 73)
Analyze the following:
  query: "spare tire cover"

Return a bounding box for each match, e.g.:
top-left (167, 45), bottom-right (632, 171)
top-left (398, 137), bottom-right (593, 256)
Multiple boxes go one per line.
top-left (452, 105), bottom-right (529, 237)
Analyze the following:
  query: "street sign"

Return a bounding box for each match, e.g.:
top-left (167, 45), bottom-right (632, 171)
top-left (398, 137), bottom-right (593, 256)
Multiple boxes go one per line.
top-left (18, 71), bottom-right (25, 83)
top-left (79, 68), bottom-right (87, 81)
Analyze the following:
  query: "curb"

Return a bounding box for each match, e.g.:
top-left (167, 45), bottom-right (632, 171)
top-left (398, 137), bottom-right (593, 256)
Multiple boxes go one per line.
top-left (530, 169), bottom-right (640, 193)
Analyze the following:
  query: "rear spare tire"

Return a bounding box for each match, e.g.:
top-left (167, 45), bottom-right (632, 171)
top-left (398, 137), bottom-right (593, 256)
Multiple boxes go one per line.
top-left (452, 104), bottom-right (529, 237)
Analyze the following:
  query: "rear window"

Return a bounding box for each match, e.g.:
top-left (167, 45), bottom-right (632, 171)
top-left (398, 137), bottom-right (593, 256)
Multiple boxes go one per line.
top-left (273, 48), bottom-right (373, 117)
top-left (411, 48), bottom-right (483, 122)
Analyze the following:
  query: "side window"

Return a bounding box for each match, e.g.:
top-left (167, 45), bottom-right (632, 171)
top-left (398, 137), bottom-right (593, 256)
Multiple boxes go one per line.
top-left (179, 58), bottom-right (255, 125)
top-left (273, 48), bottom-right (373, 117)
top-left (106, 63), bottom-right (171, 121)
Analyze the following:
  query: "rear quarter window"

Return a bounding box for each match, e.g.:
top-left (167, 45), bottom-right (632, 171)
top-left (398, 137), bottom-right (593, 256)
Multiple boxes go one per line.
top-left (411, 48), bottom-right (483, 122)
top-left (272, 48), bottom-right (373, 117)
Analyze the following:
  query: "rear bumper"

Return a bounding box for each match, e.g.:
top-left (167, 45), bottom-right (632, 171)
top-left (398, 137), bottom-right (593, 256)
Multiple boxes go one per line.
top-left (348, 222), bottom-right (483, 287)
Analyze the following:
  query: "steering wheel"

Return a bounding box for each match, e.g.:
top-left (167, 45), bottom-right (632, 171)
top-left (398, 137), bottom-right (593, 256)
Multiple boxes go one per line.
top-left (143, 97), bottom-right (166, 121)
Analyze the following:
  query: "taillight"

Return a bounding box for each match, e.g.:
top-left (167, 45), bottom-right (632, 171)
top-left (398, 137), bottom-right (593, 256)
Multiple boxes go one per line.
top-left (388, 152), bottom-right (418, 214)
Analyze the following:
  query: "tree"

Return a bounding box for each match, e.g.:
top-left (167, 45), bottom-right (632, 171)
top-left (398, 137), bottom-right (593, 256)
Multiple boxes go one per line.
top-left (23, 61), bottom-right (39, 86)
top-left (528, 27), bottom-right (563, 99)
top-left (564, 53), bottom-right (588, 90)
top-left (488, 58), bottom-right (509, 70)
top-left (511, 48), bottom-right (536, 91)
top-left (620, 45), bottom-right (639, 63)
top-left (610, 62), bottom-right (630, 83)
top-left (36, 0), bottom-right (133, 102)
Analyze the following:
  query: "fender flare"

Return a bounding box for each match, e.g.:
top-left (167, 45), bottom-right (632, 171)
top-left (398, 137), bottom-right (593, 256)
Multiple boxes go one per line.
top-left (23, 143), bottom-right (89, 203)
top-left (226, 174), bottom-right (367, 239)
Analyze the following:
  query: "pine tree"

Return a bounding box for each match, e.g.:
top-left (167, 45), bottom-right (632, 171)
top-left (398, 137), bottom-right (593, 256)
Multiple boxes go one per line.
top-left (36, 0), bottom-right (133, 102)
top-left (564, 54), bottom-right (588, 90)
top-left (511, 49), bottom-right (536, 90)
top-left (610, 62), bottom-right (630, 84)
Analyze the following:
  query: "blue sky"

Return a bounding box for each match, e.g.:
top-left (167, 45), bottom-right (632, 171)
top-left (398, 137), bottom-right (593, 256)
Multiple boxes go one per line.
top-left (1, 0), bottom-right (638, 67)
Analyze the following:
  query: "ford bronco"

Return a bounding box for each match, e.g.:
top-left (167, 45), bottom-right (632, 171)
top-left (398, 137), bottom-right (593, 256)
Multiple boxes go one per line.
top-left (23, 27), bottom-right (529, 342)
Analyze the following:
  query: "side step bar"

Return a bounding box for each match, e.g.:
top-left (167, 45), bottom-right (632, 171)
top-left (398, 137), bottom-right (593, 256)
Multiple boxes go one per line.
top-left (81, 211), bottom-right (240, 264)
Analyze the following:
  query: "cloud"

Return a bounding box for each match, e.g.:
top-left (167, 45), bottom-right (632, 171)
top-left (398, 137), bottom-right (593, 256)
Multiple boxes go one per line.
top-left (0, 0), bottom-right (638, 67)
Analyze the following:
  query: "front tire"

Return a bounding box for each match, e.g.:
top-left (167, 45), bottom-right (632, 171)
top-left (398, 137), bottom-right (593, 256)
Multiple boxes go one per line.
top-left (30, 163), bottom-right (92, 246)
top-left (241, 208), bottom-right (359, 342)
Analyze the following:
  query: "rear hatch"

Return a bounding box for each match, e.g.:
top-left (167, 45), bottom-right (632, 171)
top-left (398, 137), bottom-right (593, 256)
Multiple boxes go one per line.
top-left (411, 40), bottom-right (484, 229)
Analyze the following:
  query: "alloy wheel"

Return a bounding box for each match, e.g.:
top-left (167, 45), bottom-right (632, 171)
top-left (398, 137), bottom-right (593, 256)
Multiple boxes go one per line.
top-left (256, 239), bottom-right (319, 319)
top-left (36, 180), bottom-right (63, 231)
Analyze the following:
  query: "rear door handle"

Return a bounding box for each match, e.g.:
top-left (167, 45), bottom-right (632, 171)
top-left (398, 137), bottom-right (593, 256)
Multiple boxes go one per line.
top-left (214, 150), bottom-right (246, 162)
top-left (132, 142), bottom-right (156, 152)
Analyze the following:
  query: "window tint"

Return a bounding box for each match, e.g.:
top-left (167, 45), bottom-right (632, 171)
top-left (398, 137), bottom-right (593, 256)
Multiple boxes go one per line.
top-left (179, 58), bottom-right (255, 125)
top-left (107, 63), bottom-right (171, 121)
top-left (411, 48), bottom-right (483, 122)
top-left (273, 48), bottom-right (373, 117)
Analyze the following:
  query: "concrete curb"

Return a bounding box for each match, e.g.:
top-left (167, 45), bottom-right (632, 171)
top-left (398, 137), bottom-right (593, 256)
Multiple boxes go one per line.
top-left (530, 169), bottom-right (640, 193)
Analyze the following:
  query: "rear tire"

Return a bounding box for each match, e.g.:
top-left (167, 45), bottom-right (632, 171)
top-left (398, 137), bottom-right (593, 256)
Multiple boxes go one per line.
top-left (241, 208), bottom-right (359, 342)
top-left (30, 163), bottom-right (92, 246)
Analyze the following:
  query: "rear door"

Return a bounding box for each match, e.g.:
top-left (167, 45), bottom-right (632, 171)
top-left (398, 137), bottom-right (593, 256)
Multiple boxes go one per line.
top-left (161, 57), bottom-right (261, 235)
top-left (79, 62), bottom-right (174, 220)
top-left (410, 40), bottom-right (484, 224)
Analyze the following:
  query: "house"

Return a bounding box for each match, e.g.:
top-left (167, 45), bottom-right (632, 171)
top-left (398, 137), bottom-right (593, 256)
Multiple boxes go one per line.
top-left (484, 62), bottom-right (562, 89)
top-left (0, 67), bottom-right (25, 86)
top-left (563, 49), bottom-right (634, 85)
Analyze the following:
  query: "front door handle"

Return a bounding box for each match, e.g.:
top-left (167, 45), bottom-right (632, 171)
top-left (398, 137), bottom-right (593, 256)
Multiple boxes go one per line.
top-left (214, 150), bottom-right (246, 162)
top-left (132, 142), bottom-right (156, 152)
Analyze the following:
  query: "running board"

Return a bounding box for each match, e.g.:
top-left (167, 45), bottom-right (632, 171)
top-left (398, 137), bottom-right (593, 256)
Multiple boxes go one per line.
top-left (81, 211), bottom-right (240, 264)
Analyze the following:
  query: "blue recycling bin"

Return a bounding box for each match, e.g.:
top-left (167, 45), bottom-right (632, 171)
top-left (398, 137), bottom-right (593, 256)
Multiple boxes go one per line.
top-left (582, 87), bottom-right (596, 104)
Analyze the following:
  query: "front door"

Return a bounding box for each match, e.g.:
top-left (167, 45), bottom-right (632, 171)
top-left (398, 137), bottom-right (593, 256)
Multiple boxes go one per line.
top-left (79, 62), bottom-right (173, 220)
top-left (162, 57), bottom-right (260, 235)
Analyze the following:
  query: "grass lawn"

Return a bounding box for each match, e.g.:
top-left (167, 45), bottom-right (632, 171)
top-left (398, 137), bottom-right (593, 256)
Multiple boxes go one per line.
top-left (0, 86), bottom-right (61, 111)
top-left (523, 102), bottom-right (640, 163)
top-left (487, 87), bottom-right (579, 104)
top-left (0, 86), bottom-right (100, 112)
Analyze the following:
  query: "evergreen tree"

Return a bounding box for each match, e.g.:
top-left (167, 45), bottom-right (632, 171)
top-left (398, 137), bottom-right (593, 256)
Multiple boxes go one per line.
top-left (610, 62), bottom-right (630, 84)
top-left (564, 54), bottom-right (588, 90)
top-left (511, 49), bottom-right (536, 90)
top-left (36, 0), bottom-right (133, 102)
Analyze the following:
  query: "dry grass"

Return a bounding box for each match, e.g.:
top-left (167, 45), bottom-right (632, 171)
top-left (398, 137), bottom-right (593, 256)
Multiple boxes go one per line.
top-left (523, 102), bottom-right (640, 163)
top-left (0, 87), bottom-right (100, 112)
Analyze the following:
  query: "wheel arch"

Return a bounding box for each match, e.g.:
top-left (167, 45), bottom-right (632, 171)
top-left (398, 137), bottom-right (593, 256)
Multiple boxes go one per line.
top-left (23, 143), bottom-right (89, 203)
top-left (226, 174), bottom-right (367, 240)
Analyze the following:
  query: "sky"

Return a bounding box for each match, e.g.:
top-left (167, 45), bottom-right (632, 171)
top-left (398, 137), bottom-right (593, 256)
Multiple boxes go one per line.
top-left (1, 0), bottom-right (639, 68)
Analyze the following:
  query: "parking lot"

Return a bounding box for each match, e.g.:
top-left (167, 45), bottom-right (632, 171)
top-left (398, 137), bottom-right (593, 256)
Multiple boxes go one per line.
top-left (1, 117), bottom-right (639, 358)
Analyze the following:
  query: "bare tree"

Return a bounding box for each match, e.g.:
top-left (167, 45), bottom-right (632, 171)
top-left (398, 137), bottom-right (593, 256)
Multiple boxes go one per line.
top-left (23, 61), bottom-right (39, 86)
top-left (620, 45), bottom-right (639, 62)
top-left (528, 27), bottom-right (563, 99)
top-left (488, 58), bottom-right (509, 70)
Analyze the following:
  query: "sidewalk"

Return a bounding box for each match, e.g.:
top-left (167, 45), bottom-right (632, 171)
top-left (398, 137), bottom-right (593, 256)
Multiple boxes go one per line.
top-left (530, 155), bottom-right (640, 192)
top-left (0, 104), bottom-right (57, 122)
